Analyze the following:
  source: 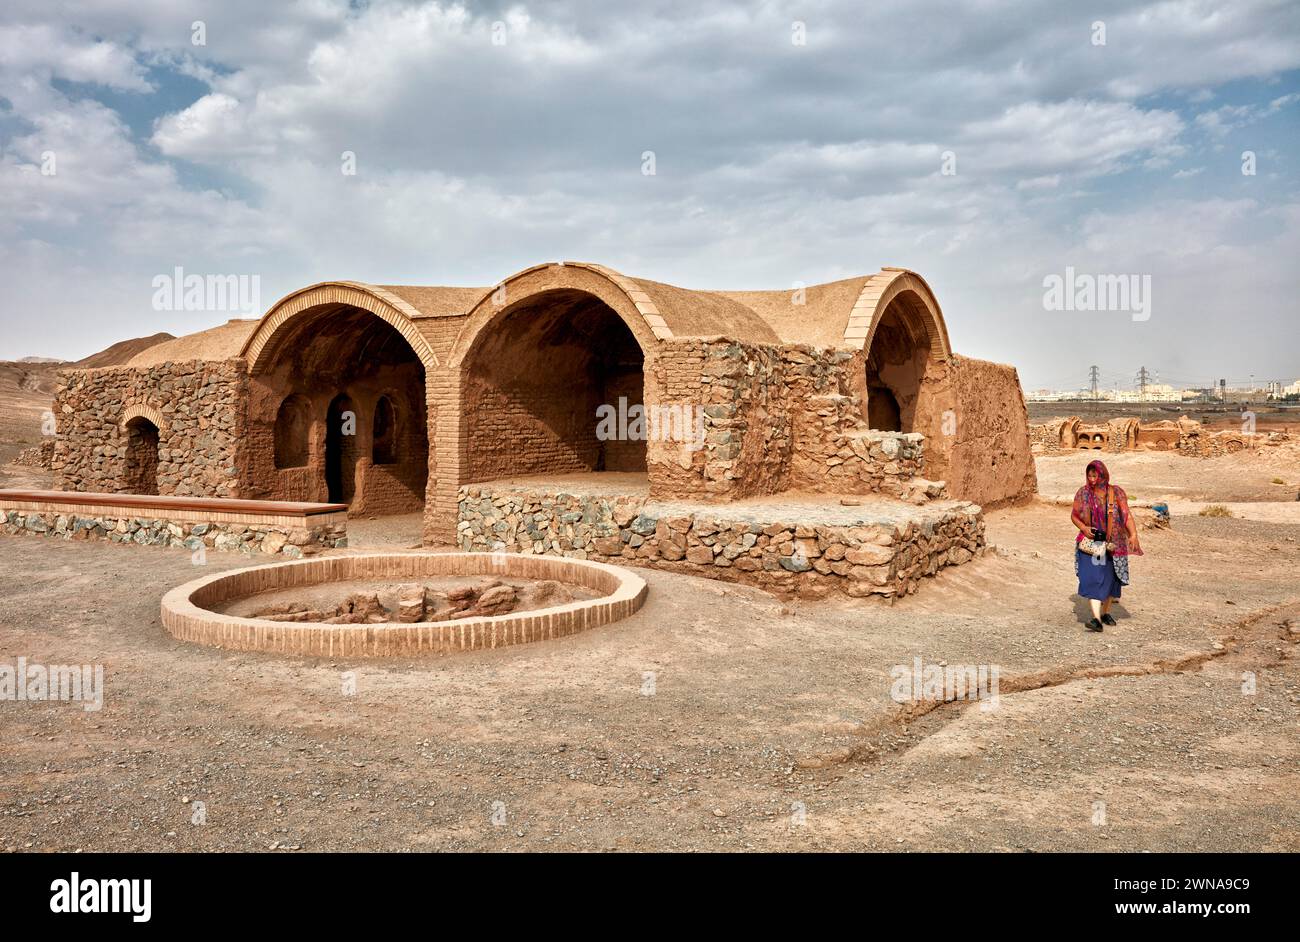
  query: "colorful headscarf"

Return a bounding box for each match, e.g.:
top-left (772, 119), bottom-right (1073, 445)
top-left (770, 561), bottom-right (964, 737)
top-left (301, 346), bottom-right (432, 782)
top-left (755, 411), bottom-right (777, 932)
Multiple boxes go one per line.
top-left (1072, 459), bottom-right (1138, 556)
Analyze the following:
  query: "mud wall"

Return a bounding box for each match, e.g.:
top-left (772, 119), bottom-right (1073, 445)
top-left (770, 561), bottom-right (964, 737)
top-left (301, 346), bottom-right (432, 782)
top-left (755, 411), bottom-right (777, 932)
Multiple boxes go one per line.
top-left (915, 355), bottom-right (1037, 507)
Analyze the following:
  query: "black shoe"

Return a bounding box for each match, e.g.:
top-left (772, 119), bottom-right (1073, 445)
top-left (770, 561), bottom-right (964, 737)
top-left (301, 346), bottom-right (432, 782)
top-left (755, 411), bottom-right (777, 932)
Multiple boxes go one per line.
top-left (1086, 618), bottom-right (1104, 632)
top-left (1101, 613), bottom-right (1117, 626)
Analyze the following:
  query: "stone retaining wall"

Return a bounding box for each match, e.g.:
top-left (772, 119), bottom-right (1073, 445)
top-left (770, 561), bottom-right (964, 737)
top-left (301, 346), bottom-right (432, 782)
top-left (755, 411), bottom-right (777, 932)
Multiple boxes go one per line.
top-left (2, 508), bottom-right (345, 558)
top-left (457, 484), bottom-right (985, 600)
top-left (52, 360), bottom-right (247, 496)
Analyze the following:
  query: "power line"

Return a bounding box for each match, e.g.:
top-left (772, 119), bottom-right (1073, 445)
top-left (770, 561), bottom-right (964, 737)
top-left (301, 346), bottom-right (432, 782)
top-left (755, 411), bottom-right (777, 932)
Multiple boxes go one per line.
top-left (1135, 366), bottom-right (1150, 399)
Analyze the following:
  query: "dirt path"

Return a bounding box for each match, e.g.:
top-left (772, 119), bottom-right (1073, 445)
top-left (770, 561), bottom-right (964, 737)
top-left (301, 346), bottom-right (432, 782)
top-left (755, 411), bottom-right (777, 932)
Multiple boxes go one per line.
top-left (1, 493), bottom-right (1297, 852)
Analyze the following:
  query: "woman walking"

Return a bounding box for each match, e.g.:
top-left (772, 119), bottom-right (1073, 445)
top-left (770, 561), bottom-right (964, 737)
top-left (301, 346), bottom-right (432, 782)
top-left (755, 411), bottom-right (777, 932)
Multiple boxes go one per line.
top-left (1070, 459), bottom-right (1141, 632)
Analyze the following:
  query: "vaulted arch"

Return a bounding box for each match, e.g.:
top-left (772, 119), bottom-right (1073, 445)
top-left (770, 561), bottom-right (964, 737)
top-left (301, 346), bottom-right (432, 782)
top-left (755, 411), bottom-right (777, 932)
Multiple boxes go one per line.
top-left (844, 268), bottom-right (951, 359)
top-left (852, 269), bottom-right (952, 434)
top-left (449, 262), bottom-right (665, 369)
top-left (120, 403), bottom-right (167, 434)
top-left (241, 281), bottom-right (440, 375)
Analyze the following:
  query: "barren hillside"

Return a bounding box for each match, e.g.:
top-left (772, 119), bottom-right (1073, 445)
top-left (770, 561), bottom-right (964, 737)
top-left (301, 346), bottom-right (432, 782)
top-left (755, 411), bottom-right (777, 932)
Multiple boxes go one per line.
top-left (0, 331), bottom-right (175, 460)
top-left (71, 331), bottom-right (174, 369)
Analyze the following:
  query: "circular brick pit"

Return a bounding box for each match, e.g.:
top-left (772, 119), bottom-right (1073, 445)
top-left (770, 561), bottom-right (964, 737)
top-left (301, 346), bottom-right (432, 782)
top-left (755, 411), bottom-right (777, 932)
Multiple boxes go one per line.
top-left (161, 552), bottom-right (648, 656)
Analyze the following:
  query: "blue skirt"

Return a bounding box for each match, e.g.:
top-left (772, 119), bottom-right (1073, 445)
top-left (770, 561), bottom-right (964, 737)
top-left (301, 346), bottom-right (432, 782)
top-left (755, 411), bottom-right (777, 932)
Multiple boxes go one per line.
top-left (1076, 549), bottom-right (1122, 601)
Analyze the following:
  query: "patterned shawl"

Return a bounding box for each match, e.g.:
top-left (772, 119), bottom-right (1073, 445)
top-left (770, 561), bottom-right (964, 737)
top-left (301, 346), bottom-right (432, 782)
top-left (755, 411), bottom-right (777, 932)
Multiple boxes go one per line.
top-left (1072, 459), bottom-right (1138, 556)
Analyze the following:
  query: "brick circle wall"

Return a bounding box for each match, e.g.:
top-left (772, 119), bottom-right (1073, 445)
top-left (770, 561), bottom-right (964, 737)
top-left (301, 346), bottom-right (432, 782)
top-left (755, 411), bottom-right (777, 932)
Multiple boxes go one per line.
top-left (161, 552), bottom-right (648, 657)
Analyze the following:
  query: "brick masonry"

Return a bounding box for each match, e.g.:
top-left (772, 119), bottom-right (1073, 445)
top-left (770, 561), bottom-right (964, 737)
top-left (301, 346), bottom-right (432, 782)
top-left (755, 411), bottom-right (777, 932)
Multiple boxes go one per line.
top-left (161, 552), bottom-right (648, 656)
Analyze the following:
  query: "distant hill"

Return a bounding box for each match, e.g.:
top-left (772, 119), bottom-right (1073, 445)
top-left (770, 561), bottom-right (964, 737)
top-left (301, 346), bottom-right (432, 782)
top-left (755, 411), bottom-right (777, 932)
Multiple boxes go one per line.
top-left (72, 332), bottom-right (175, 369)
top-left (0, 331), bottom-right (176, 445)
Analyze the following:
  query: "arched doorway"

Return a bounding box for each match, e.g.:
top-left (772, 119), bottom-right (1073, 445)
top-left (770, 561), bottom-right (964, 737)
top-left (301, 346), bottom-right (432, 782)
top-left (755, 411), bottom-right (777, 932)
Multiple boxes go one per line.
top-left (244, 300), bottom-right (429, 514)
top-left (461, 288), bottom-right (647, 482)
top-left (325, 393), bottom-right (356, 503)
top-left (273, 394), bottom-right (312, 469)
top-left (865, 291), bottom-right (939, 433)
top-left (123, 416), bottom-right (160, 495)
top-left (867, 385), bottom-right (902, 432)
top-left (372, 395), bottom-right (398, 466)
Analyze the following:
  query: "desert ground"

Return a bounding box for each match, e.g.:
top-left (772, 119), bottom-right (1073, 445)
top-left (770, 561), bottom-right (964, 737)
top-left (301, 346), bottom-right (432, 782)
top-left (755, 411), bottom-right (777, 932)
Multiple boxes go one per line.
top-left (1027, 400), bottom-right (1300, 432)
top-left (2, 438), bottom-right (1298, 852)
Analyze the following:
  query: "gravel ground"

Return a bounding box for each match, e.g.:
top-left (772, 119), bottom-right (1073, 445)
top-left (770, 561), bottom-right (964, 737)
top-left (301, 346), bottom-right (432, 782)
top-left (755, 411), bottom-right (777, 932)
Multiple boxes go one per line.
top-left (1, 495), bottom-right (1297, 852)
top-left (1035, 448), bottom-right (1300, 503)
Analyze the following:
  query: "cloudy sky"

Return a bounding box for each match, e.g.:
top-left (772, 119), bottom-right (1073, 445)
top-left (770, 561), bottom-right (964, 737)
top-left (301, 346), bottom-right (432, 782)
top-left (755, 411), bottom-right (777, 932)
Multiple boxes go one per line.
top-left (1, 0), bottom-right (1297, 390)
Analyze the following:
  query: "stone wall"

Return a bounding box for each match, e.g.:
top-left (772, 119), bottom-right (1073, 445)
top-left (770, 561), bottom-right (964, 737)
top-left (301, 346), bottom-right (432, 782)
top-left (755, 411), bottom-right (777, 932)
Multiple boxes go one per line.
top-left (52, 360), bottom-right (247, 497)
top-left (645, 338), bottom-right (792, 500)
top-left (1030, 417), bottom-right (1075, 452)
top-left (456, 483), bottom-right (985, 600)
top-left (782, 345), bottom-right (932, 497)
top-left (3, 509), bottom-right (344, 557)
top-left (644, 340), bottom-right (936, 504)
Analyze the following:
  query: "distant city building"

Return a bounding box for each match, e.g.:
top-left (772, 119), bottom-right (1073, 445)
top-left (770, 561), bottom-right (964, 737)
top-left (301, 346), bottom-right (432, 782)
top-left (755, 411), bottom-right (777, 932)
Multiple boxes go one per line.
top-left (1026, 380), bottom-right (1299, 404)
top-left (1111, 383), bottom-right (1181, 403)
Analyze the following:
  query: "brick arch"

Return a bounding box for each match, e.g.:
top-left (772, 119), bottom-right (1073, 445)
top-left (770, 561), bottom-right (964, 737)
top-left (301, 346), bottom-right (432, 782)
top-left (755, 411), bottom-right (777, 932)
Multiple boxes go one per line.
top-left (241, 281), bottom-right (440, 375)
top-left (121, 403), bottom-right (167, 434)
top-left (448, 262), bottom-right (665, 369)
top-left (845, 268), bottom-right (952, 359)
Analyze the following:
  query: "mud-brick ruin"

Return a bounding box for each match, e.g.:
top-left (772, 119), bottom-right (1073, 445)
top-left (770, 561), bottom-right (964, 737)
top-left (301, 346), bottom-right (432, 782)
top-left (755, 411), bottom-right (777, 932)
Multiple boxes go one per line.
top-left (1030, 415), bottom-right (1292, 457)
top-left (43, 262), bottom-right (1039, 599)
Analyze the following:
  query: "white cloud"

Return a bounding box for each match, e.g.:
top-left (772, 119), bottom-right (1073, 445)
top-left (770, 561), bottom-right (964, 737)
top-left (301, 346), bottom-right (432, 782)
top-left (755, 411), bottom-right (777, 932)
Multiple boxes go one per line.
top-left (0, 0), bottom-right (1297, 388)
top-left (0, 23), bottom-right (149, 92)
top-left (959, 100), bottom-right (1184, 177)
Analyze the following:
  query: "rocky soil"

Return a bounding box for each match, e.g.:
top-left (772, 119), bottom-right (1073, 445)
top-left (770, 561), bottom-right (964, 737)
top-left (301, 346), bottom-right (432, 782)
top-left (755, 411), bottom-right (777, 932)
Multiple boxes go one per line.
top-left (1, 487), bottom-right (1296, 852)
top-left (220, 576), bottom-right (594, 624)
top-left (1036, 446), bottom-right (1300, 504)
